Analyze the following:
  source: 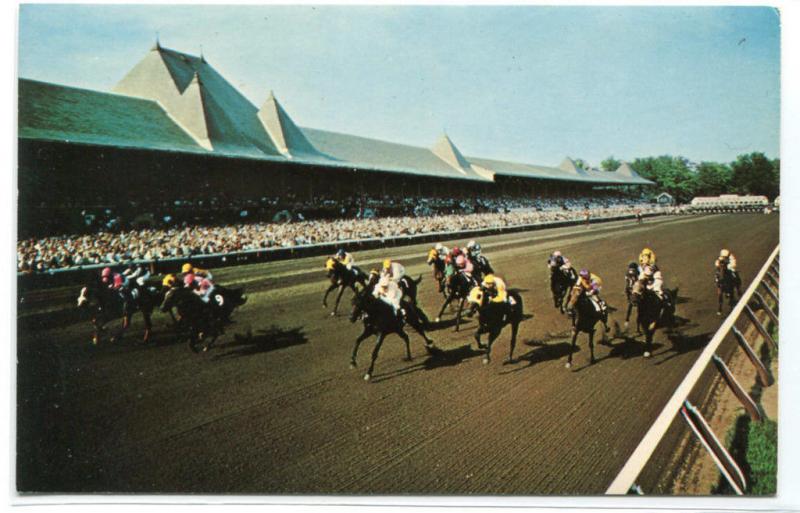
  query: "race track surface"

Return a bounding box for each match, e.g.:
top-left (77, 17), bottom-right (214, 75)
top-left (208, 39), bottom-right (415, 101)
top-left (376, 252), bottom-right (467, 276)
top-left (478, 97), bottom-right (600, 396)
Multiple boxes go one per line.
top-left (16, 213), bottom-right (779, 494)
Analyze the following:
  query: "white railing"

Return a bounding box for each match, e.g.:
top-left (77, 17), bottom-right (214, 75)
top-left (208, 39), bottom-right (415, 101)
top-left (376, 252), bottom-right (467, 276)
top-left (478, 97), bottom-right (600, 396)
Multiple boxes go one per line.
top-left (606, 244), bottom-right (780, 495)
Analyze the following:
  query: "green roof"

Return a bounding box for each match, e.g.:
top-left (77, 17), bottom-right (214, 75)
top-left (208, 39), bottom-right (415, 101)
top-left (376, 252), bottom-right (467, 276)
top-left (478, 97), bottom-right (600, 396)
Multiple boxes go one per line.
top-left (18, 45), bottom-right (653, 187)
top-left (18, 78), bottom-right (206, 154)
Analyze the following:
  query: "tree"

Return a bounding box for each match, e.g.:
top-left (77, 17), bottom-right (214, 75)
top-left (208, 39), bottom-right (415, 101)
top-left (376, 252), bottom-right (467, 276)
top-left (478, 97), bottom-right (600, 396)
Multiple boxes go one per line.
top-left (730, 152), bottom-right (779, 199)
top-left (630, 155), bottom-right (698, 203)
top-left (601, 156), bottom-right (622, 172)
top-left (573, 158), bottom-right (590, 171)
top-left (695, 162), bottom-right (732, 197)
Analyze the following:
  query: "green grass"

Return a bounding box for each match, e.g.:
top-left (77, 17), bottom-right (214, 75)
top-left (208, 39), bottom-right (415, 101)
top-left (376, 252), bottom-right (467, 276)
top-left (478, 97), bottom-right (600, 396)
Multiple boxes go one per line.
top-left (746, 418), bottom-right (777, 495)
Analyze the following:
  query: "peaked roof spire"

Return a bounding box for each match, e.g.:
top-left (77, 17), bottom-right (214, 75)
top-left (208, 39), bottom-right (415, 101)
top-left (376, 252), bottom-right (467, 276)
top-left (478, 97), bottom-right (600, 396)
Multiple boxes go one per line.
top-left (257, 90), bottom-right (322, 158)
top-left (152, 32), bottom-right (162, 51)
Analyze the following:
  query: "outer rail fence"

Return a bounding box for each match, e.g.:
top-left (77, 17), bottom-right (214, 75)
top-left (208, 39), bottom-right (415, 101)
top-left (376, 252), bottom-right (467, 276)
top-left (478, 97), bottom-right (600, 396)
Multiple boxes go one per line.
top-left (17, 211), bottom-right (664, 290)
top-left (606, 244), bottom-right (780, 495)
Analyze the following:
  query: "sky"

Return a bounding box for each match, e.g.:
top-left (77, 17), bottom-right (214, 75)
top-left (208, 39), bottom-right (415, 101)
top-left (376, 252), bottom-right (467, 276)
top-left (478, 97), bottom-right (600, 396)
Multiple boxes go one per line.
top-left (17, 4), bottom-right (781, 167)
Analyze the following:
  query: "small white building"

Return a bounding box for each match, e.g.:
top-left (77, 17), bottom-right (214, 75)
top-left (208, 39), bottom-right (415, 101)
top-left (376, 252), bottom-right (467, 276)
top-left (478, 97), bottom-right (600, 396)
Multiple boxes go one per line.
top-left (655, 192), bottom-right (674, 205)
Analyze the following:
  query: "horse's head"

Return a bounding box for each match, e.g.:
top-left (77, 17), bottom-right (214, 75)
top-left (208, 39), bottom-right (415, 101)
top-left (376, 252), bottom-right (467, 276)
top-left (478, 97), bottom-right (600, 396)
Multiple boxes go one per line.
top-left (630, 279), bottom-right (646, 305)
top-left (467, 286), bottom-right (486, 308)
top-left (325, 257), bottom-right (339, 279)
top-left (161, 286), bottom-right (179, 312)
top-left (350, 289), bottom-right (369, 323)
top-left (566, 285), bottom-right (583, 311)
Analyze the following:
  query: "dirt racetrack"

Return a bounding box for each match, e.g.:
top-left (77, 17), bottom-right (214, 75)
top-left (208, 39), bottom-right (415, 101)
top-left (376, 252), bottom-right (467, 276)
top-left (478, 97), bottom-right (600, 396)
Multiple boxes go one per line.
top-left (16, 213), bottom-right (779, 495)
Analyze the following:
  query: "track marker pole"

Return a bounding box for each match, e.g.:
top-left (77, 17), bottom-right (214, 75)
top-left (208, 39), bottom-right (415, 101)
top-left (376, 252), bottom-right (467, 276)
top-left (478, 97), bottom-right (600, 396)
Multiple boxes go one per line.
top-left (744, 305), bottom-right (777, 350)
top-left (711, 354), bottom-right (762, 421)
top-left (752, 291), bottom-right (779, 325)
top-left (732, 326), bottom-right (772, 388)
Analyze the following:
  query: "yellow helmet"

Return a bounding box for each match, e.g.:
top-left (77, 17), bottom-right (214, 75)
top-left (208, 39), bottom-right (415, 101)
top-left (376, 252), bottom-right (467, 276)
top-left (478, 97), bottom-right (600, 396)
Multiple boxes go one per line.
top-left (181, 263), bottom-right (192, 273)
top-left (720, 249), bottom-right (730, 258)
top-left (483, 274), bottom-right (496, 285)
top-left (162, 274), bottom-right (176, 287)
top-left (383, 259), bottom-right (392, 270)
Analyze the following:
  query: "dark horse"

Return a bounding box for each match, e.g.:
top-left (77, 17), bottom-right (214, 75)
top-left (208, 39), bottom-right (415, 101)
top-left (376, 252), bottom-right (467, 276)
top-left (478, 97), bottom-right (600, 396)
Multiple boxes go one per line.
top-left (161, 287), bottom-right (225, 353)
top-left (624, 262), bottom-right (640, 329)
top-left (549, 264), bottom-right (576, 314)
top-left (716, 262), bottom-right (741, 316)
top-left (349, 288), bottom-right (436, 381)
top-left (468, 286), bottom-right (524, 364)
top-left (426, 253), bottom-right (448, 298)
top-left (77, 280), bottom-right (160, 345)
top-left (564, 286), bottom-right (608, 369)
top-left (323, 257), bottom-right (368, 316)
top-left (435, 271), bottom-right (478, 331)
top-left (629, 280), bottom-right (676, 357)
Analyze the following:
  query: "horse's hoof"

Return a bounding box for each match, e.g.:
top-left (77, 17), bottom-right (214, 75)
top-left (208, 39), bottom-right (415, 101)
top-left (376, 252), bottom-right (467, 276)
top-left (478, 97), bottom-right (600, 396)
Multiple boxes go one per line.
top-left (330, 312), bottom-right (336, 317)
top-left (565, 362), bottom-right (572, 369)
top-left (435, 317), bottom-right (441, 323)
top-left (403, 356), bottom-right (413, 362)
top-left (202, 346), bottom-right (209, 352)
top-left (363, 373), bottom-right (371, 381)
top-left (716, 311), bottom-right (722, 316)
top-left (644, 351), bottom-right (651, 358)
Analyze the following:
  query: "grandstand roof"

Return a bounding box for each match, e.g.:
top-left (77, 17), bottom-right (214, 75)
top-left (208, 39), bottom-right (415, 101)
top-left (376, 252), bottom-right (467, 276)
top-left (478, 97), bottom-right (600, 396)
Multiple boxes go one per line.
top-left (18, 45), bottom-right (653, 186)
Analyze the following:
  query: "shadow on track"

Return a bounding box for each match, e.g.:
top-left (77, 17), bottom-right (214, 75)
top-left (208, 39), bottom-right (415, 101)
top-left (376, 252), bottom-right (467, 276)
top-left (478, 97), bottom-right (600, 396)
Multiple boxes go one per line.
top-left (426, 317), bottom-right (473, 332)
top-left (499, 340), bottom-right (575, 375)
top-left (212, 325), bottom-right (308, 359)
top-left (653, 332), bottom-right (712, 366)
top-left (368, 344), bottom-right (484, 383)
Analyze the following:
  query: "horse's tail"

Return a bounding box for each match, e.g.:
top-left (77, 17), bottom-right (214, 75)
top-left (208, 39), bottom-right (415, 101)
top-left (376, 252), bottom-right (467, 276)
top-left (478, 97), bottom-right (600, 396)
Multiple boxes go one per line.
top-left (413, 274), bottom-right (423, 284)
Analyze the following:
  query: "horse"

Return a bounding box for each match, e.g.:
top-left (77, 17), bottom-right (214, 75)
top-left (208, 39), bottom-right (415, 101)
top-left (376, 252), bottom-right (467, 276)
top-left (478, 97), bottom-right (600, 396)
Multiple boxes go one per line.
top-left (629, 280), bottom-right (676, 357)
top-left (434, 271), bottom-right (478, 331)
top-left (468, 286), bottom-right (524, 364)
top-left (549, 264), bottom-right (576, 314)
top-left (212, 284), bottom-right (248, 323)
top-left (426, 254), bottom-right (448, 298)
top-left (564, 286), bottom-right (609, 369)
top-left (624, 263), bottom-right (640, 329)
top-left (323, 257), bottom-right (368, 316)
top-left (349, 288), bottom-right (436, 382)
top-left (77, 279), bottom-right (162, 345)
top-left (716, 262), bottom-right (740, 316)
top-left (160, 287), bottom-right (224, 353)
top-left (470, 254), bottom-right (494, 284)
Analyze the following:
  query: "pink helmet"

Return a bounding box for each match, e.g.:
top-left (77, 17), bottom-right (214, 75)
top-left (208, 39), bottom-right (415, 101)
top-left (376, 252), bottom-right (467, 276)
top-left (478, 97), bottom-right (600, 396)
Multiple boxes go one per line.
top-left (553, 251), bottom-right (562, 258)
top-left (112, 274), bottom-right (124, 288)
top-left (455, 254), bottom-right (466, 266)
top-left (101, 267), bottom-right (112, 278)
top-left (579, 269), bottom-right (590, 279)
top-left (199, 278), bottom-right (212, 290)
top-left (183, 273), bottom-right (196, 287)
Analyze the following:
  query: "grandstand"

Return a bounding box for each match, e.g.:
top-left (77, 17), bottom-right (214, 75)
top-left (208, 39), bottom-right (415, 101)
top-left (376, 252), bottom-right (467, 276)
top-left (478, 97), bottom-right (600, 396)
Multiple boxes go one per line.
top-left (18, 44), bottom-right (652, 237)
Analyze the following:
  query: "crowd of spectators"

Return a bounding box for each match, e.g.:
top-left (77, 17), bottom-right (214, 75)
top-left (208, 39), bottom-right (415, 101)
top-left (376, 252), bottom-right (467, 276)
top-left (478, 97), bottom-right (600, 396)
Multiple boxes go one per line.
top-left (18, 192), bottom-right (666, 273)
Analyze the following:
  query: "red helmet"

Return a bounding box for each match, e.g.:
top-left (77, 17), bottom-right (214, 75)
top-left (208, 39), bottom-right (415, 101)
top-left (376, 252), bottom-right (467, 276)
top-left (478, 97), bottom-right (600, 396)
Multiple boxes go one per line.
top-left (452, 247), bottom-right (462, 256)
top-left (101, 267), bottom-right (112, 278)
top-left (183, 273), bottom-right (196, 287)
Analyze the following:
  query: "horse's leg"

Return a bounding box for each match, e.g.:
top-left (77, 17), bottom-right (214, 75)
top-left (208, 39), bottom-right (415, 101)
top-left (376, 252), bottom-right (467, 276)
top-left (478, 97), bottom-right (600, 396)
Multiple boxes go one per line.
top-left (625, 301), bottom-right (633, 328)
top-left (112, 313), bottom-right (130, 343)
top-left (364, 333), bottom-right (386, 381)
top-left (589, 330), bottom-right (596, 365)
top-left (398, 328), bottom-right (412, 361)
top-left (408, 311), bottom-right (434, 348)
top-left (508, 320), bottom-right (520, 363)
top-left (474, 324), bottom-right (488, 349)
top-left (351, 326), bottom-right (372, 368)
top-left (90, 316), bottom-right (100, 345)
top-left (142, 311), bottom-right (152, 344)
top-left (436, 295), bottom-right (453, 323)
top-left (455, 298), bottom-right (464, 332)
top-left (483, 328), bottom-right (501, 365)
top-left (332, 285), bottom-right (347, 316)
top-left (716, 286), bottom-right (723, 315)
top-left (566, 329), bottom-right (578, 369)
top-left (323, 282), bottom-right (337, 309)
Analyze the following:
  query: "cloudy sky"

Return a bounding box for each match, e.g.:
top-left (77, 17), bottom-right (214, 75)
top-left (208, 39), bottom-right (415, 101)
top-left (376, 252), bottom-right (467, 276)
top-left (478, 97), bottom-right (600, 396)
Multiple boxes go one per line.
top-left (18, 5), bottom-right (780, 166)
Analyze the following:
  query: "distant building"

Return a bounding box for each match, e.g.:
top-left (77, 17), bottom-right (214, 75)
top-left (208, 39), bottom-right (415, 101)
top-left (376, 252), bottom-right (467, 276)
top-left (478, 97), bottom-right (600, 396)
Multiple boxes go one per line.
top-left (655, 192), bottom-right (674, 205)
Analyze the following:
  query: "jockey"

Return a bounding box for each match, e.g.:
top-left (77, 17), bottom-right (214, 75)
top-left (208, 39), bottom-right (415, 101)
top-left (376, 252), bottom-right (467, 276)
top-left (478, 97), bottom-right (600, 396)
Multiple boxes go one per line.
top-left (716, 249), bottom-right (742, 292)
top-left (548, 251), bottom-right (577, 282)
top-left (334, 248), bottom-right (354, 270)
top-left (455, 253), bottom-right (474, 276)
top-left (382, 259), bottom-right (405, 284)
top-left (372, 274), bottom-right (404, 318)
top-left (576, 268), bottom-right (606, 312)
top-left (181, 262), bottom-right (213, 281)
top-left (638, 248), bottom-right (657, 273)
top-left (162, 273), bottom-right (178, 289)
top-left (639, 265), bottom-right (665, 299)
top-left (481, 274), bottom-right (508, 303)
top-left (427, 243), bottom-right (448, 265)
top-left (123, 264), bottom-right (150, 289)
top-left (101, 266), bottom-right (134, 305)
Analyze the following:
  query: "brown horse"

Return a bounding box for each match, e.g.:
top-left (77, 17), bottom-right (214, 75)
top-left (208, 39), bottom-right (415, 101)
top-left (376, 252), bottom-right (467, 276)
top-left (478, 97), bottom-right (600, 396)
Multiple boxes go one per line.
top-left (564, 285), bottom-right (608, 369)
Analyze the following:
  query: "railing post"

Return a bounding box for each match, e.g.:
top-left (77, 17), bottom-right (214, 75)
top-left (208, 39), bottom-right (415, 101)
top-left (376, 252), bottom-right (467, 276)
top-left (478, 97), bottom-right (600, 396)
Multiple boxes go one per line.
top-left (731, 326), bottom-right (772, 387)
top-left (760, 280), bottom-right (779, 304)
top-left (752, 291), bottom-right (779, 325)
top-left (744, 305), bottom-right (778, 350)
top-left (711, 355), bottom-right (762, 421)
top-left (681, 400), bottom-right (747, 495)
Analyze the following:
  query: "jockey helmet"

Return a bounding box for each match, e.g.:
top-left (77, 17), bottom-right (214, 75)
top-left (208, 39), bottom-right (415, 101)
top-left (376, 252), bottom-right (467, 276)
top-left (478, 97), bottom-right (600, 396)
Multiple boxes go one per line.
top-left (435, 243), bottom-right (443, 252)
top-left (162, 274), bottom-right (176, 288)
top-left (579, 268), bottom-right (590, 279)
top-left (483, 274), bottom-right (496, 286)
top-left (720, 249), bottom-right (730, 258)
top-left (370, 268), bottom-right (380, 276)
top-left (467, 240), bottom-right (476, 249)
top-left (181, 263), bottom-right (193, 274)
top-left (336, 248), bottom-right (346, 258)
top-left (553, 250), bottom-right (562, 258)
top-left (628, 261), bottom-right (639, 270)
top-left (383, 259), bottom-right (392, 270)
top-left (183, 273), bottom-right (196, 287)
top-left (452, 247), bottom-right (462, 257)
top-left (473, 243), bottom-right (481, 253)
top-left (101, 267), bottom-right (112, 278)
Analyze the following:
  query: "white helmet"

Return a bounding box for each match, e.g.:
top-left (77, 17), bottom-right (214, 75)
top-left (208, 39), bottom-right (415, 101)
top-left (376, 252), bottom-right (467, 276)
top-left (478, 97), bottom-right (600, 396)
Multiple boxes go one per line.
top-left (553, 250), bottom-right (562, 258)
top-left (435, 243), bottom-right (443, 251)
top-left (720, 249), bottom-right (730, 258)
top-left (467, 240), bottom-right (476, 249)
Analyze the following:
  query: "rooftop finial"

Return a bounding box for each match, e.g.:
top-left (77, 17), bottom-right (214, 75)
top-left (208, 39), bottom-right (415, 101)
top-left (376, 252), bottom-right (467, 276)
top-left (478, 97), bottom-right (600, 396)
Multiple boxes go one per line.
top-left (152, 31), bottom-right (162, 51)
top-left (200, 44), bottom-right (206, 63)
